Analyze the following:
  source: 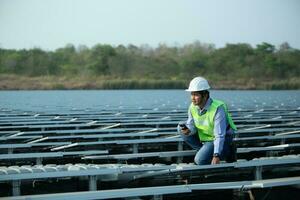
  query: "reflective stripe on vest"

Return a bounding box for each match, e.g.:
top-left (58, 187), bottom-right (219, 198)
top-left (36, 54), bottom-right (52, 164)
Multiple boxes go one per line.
top-left (189, 99), bottom-right (237, 142)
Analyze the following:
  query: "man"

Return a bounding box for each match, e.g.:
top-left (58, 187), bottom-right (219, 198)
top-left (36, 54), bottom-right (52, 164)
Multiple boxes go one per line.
top-left (178, 76), bottom-right (237, 165)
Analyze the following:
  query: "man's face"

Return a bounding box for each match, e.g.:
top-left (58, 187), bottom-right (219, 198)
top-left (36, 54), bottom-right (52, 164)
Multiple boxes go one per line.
top-left (191, 91), bottom-right (206, 107)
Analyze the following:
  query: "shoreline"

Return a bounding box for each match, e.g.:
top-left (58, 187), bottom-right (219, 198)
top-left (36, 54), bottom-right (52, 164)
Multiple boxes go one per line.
top-left (0, 75), bottom-right (299, 90)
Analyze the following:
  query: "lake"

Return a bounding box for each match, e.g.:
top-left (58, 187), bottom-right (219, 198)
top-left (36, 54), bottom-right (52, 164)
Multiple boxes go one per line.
top-left (0, 90), bottom-right (299, 112)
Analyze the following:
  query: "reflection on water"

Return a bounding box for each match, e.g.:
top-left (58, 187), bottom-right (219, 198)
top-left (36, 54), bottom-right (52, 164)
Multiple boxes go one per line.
top-left (0, 90), bottom-right (299, 112)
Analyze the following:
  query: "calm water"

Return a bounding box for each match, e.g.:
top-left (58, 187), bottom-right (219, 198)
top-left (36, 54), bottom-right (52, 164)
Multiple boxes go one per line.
top-left (0, 90), bottom-right (299, 112)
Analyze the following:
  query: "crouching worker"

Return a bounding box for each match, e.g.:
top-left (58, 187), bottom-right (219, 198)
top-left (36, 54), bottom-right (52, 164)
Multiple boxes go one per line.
top-left (178, 76), bottom-right (237, 165)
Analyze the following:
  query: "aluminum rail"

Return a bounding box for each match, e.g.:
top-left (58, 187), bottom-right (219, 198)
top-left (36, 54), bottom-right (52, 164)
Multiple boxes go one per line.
top-left (50, 137), bottom-right (183, 151)
top-left (0, 150), bottom-right (108, 160)
top-left (0, 142), bottom-right (71, 149)
top-left (2, 127), bottom-right (175, 136)
top-left (2, 176), bottom-right (300, 200)
top-left (1, 155), bottom-right (299, 182)
top-left (237, 143), bottom-right (300, 153)
top-left (83, 150), bottom-right (196, 160)
top-left (0, 164), bottom-right (176, 181)
top-left (133, 155), bottom-right (300, 180)
top-left (234, 133), bottom-right (300, 142)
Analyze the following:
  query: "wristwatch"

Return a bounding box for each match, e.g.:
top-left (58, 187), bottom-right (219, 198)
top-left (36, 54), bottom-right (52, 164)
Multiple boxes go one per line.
top-left (213, 153), bottom-right (220, 157)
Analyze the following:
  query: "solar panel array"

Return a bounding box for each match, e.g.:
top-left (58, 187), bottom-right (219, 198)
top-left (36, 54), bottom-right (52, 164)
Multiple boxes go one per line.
top-left (0, 106), bottom-right (300, 199)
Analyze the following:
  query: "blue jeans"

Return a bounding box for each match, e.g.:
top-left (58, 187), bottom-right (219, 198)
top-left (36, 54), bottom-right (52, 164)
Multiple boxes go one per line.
top-left (180, 133), bottom-right (233, 165)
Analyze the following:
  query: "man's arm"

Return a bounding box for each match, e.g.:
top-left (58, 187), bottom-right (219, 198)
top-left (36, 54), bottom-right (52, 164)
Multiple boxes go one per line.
top-left (186, 109), bottom-right (196, 134)
top-left (178, 109), bottom-right (196, 135)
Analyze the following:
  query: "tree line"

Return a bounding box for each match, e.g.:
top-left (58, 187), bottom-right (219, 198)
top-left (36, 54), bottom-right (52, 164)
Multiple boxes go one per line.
top-left (0, 41), bottom-right (299, 88)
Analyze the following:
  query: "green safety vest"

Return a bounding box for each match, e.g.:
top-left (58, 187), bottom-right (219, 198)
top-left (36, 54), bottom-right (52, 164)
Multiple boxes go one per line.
top-left (189, 99), bottom-right (237, 142)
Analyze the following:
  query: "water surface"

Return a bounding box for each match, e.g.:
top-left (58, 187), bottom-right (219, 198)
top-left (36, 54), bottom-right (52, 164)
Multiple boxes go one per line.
top-left (0, 90), bottom-right (299, 112)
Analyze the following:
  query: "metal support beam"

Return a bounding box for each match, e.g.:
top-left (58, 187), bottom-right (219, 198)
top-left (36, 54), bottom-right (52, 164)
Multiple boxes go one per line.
top-left (89, 175), bottom-right (97, 191)
top-left (233, 189), bottom-right (246, 200)
top-left (133, 144), bottom-right (139, 154)
top-left (254, 166), bottom-right (262, 180)
top-left (36, 157), bottom-right (43, 165)
top-left (153, 195), bottom-right (163, 200)
top-left (177, 141), bottom-right (183, 151)
top-left (12, 180), bottom-right (21, 196)
top-left (177, 142), bottom-right (183, 163)
top-left (247, 190), bottom-right (255, 200)
top-left (266, 151), bottom-right (277, 157)
top-left (3, 176), bottom-right (300, 200)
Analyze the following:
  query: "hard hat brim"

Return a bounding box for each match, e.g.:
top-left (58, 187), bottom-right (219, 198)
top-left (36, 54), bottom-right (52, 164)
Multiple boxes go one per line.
top-left (185, 88), bottom-right (210, 92)
top-left (185, 89), bottom-right (195, 92)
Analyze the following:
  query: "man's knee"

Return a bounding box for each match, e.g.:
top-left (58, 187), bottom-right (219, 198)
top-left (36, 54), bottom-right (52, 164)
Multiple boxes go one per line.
top-left (194, 157), bottom-right (211, 165)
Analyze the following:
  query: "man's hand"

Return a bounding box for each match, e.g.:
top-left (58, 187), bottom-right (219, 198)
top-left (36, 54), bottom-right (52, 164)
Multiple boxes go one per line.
top-left (211, 156), bottom-right (220, 165)
top-left (181, 128), bottom-right (190, 135)
top-left (179, 123), bottom-right (190, 135)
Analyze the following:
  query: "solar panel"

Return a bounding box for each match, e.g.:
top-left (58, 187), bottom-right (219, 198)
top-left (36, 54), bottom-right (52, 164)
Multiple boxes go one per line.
top-left (1, 106), bottom-right (300, 199)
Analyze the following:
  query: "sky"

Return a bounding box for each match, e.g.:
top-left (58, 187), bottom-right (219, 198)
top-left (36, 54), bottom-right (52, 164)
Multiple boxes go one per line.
top-left (0, 0), bottom-right (300, 51)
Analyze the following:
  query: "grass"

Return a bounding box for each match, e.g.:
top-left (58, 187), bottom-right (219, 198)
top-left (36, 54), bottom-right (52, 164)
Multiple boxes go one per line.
top-left (0, 74), bottom-right (299, 90)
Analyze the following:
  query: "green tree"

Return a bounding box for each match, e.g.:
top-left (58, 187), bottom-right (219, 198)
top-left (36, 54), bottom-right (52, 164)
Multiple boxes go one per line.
top-left (89, 44), bottom-right (116, 75)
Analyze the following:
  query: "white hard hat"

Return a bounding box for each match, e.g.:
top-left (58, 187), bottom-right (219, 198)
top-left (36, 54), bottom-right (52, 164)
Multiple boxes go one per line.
top-left (185, 76), bottom-right (210, 92)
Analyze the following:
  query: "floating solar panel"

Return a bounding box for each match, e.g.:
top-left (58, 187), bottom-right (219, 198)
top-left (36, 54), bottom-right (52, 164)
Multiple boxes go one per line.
top-left (0, 104), bottom-right (300, 199)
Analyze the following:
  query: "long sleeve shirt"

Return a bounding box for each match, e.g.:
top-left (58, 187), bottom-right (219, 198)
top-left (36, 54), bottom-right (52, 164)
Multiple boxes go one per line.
top-left (185, 98), bottom-right (234, 154)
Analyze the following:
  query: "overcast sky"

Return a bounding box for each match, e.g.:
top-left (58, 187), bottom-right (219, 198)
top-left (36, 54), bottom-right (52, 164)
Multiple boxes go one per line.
top-left (0, 0), bottom-right (299, 50)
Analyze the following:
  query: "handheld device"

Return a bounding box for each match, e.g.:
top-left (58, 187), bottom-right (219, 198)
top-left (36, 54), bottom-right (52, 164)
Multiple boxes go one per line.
top-left (179, 123), bottom-right (188, 130)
